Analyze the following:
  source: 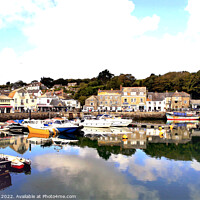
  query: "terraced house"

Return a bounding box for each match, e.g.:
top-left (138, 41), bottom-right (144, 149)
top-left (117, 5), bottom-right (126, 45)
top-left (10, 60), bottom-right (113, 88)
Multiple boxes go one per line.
top-left (165, 91), bottom-right (190, 111)
top-left (121, 86), bottom-right (147, 111)
top-left (97, 89), bottom-right (122, 111)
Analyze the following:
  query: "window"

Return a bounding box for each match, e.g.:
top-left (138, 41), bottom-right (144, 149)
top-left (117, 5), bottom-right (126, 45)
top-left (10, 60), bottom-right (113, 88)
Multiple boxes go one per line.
top-left (15, 98), bottom-right (17, 103)
top-left (184, 100), bottom-right (187, 104)
top-left (91, 102), bottom-right (93, 106)
top-left (47, 99), bottom-right (50, 103)
top-left (26, 99), bottom-right (28, 103)
top-left (140, 98), bottom-right (143, 103)
top-left (124, 92), bottom-right (127, 95)
top-left (140, 92), bottom-right (144, 95)
top-left (124, 98), bottom-right (127, 103)
top-left (131, 92), bottom-right (136, 95)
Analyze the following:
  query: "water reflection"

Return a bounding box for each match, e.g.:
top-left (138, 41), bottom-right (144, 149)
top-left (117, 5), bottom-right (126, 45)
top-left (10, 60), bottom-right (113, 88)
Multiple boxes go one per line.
top-left (1, 122), bottom-right (200, 199)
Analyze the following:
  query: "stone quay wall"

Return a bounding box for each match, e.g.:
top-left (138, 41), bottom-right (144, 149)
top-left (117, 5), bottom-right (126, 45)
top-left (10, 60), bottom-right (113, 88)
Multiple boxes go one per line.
top-left (0, 111), bottom-right (166, 122)
top-left (94, 111), bottom-right (166, 120)
top-left (0, 112), bottom-right (82, 122)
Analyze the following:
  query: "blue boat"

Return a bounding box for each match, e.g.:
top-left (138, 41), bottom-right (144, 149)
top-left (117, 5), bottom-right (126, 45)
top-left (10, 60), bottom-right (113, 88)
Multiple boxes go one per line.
top-left (52, 120), bottom-right (81, 134)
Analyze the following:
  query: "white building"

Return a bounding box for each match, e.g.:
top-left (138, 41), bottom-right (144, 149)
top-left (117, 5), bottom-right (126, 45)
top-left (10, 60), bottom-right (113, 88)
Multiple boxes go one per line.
top-left (37, 92), bottom-right (58, 112)
top-left (146, 92), bottom-right (166, 112)
top-left (63, 99), bottom-right (81, 111)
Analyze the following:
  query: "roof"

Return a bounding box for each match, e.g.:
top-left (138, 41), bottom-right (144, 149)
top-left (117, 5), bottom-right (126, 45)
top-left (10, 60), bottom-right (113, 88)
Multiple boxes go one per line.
top-left (0, 95), bottom-right (13, 100)
top-left (8, 90), bottom-right (17, 98)
top-left (190, 100), bottom-right (200, 104)
top-left (122, 87), bottom-right (146, 93)
top-left (98, 89), bottom-right (122, 95)
top-left (147, 92), bottom-right (165, 101)
top-left (50, 99), bottom-right (66, 107)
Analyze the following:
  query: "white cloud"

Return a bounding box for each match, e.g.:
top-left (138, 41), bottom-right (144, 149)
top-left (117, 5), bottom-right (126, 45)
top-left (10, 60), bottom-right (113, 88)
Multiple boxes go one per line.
top-left (0, 0), bottom-right (200, 84)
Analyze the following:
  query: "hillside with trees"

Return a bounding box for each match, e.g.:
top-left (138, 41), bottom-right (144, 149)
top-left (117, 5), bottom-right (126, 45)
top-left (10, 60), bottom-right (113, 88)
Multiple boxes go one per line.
top-left (1, 70), bottom-right (200, 105)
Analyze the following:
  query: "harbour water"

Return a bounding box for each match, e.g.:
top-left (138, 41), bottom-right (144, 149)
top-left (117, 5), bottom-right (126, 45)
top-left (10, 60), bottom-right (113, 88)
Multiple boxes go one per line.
top-left (0, 121), bottom-right (200, 200)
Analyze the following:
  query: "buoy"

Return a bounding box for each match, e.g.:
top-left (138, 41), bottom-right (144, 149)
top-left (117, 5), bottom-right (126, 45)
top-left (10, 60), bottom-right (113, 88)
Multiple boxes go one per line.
top-left (122, 135), bottom-right (128, 139)
top-left (170, 125), bottom-right (173, 130)
top-left (159, 126), bottom-right (162, 130)
top-left (159, 131), bottom-right (163, 138)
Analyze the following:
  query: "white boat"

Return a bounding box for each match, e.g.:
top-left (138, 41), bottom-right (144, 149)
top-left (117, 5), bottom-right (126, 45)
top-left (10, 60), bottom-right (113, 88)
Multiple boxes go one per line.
top-left (98, 114), bottom-right (132, 127)
top-left (80, 119), bottom-right (112, 128)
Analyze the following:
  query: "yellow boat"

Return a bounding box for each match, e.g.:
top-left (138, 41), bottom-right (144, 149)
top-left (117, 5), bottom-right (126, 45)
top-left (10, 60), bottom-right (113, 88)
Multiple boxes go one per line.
top-left (27, 125), bottom-right (52, 136)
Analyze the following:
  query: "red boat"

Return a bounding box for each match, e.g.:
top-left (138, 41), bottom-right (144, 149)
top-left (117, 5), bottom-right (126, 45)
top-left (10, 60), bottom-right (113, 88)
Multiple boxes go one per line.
top-left (11, 161), bottom-right (24, 169)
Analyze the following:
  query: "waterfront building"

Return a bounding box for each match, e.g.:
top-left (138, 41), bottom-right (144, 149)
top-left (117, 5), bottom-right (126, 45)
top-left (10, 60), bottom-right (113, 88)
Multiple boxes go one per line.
top-left (165, 91), bottom-right (190, 111)
top-left (190, 99), bottom-right (200, 110)
top-left (37, 92), bottom-right (58, 112)
top-left (84, 95), bottom-right (98, 111)
top-left (121, 86), bottom-right (146, 111)
top-left (8, 88), bottom-right (35, 112)
top-left (146, 92), bottom-right (166, 112)
top-left (97, 89), bottom-right (122, 111)
top-left (63, 99), bottom-right (81, 111)
top-left (0, 95), bottom-right (14, 113)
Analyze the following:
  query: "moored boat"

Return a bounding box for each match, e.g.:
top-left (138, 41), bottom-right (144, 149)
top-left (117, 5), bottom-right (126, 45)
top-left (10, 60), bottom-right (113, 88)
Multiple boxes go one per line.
top-left (1, 154), bottom-right (31, 170)
top-left (166, 112), bottom-right (199, 120)
top-left (51, 120), bottom-right (81, 134)
top-left (27, 125), bottom-right (57, 136)
top-left (97, 114), bottom-right (132, 127)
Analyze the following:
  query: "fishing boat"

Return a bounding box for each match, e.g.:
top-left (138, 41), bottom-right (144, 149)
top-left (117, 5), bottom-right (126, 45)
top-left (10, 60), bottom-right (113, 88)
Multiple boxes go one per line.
top-left (166, 112), bottom-right (199, 120)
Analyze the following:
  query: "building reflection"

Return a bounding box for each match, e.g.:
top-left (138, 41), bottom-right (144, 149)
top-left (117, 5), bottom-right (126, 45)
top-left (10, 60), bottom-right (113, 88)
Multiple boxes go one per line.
top-left (85, 126), bottom-right (192, 150)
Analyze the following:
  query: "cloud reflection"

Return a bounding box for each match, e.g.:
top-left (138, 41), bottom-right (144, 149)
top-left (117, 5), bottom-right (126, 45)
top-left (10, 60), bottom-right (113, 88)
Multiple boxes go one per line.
top-left (32, 153), bottom-right (159, 199)
top-left (109, 151), bottom-right (184, 182)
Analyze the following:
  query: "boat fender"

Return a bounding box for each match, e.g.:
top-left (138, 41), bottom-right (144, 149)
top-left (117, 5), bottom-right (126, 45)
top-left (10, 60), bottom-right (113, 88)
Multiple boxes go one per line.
top-left (122, 135), bottom-right (128, 139)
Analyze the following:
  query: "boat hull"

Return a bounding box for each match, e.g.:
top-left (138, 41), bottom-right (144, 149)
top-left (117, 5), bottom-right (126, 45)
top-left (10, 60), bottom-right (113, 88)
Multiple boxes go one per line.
top-left (166, 114), bottom-right (199, 120)
top-left (27, 125), bottom-right (51, 135)
top-left (56, 127), bottom-right (79, 133)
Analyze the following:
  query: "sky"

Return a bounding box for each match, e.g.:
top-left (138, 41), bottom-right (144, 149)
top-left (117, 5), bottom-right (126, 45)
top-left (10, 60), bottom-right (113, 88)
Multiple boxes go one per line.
top-left (0, 0), bottom-right (200, 84)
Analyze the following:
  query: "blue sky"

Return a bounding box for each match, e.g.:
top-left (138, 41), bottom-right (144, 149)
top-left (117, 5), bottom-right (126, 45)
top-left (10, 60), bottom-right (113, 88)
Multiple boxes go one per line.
top-left (0, 0), bottom-right (199, 84)
top-left (132, 0), bottom-right (189, 36)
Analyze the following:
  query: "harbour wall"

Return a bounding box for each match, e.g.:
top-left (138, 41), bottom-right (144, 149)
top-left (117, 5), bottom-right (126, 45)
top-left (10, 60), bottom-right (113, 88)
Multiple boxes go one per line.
top-left (0, 111), bottom-right (166, 122)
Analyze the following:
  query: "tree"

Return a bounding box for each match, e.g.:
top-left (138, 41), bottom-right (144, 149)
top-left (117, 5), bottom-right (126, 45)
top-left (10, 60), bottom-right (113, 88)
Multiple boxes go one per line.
top-left (40, 77), bottom-right (54, 88)
top-left (97, 69), bottom-right (114, 83)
